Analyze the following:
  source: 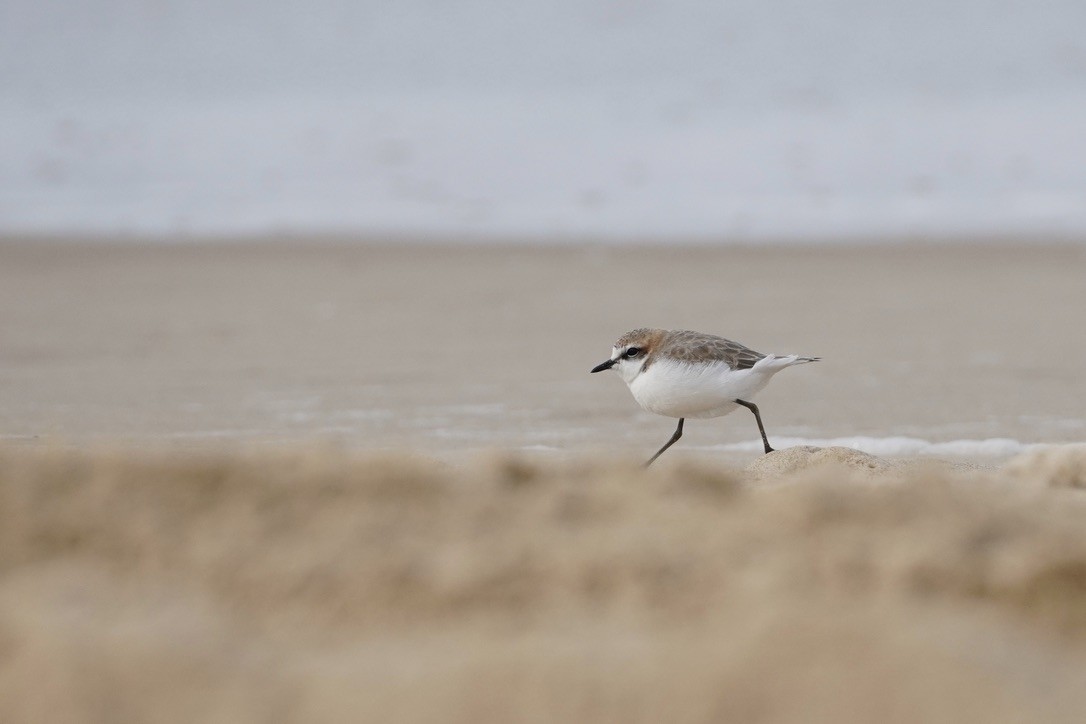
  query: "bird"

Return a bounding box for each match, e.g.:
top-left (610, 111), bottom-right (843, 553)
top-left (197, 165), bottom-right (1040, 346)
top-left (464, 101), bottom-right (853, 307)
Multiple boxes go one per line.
top-left (590, 328), bottom-right (819, 466)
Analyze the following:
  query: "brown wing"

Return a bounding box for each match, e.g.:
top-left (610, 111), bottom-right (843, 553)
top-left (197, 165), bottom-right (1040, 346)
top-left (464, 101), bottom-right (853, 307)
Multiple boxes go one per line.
top-left (658, 330), bottom-right (766, 370)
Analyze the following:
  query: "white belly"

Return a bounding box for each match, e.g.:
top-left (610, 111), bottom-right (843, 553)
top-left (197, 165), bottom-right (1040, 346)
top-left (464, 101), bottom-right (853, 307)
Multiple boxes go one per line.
top-left (627, 358), bottom-right (773, 419)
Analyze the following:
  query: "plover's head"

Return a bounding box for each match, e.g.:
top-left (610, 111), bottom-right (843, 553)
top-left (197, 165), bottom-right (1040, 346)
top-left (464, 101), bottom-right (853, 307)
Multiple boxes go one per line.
top-left (590, 328), bottom-right (667, 384)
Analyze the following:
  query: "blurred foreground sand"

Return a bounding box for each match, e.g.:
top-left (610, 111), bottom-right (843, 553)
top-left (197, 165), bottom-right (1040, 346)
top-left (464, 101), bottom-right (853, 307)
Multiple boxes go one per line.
top-left (3, 443), bottom-right (1086, 722)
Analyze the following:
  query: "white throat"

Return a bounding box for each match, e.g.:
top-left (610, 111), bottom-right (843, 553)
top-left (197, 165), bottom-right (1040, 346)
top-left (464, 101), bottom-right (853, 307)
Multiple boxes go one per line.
top-left (613, 354), bottom-right (647, 385)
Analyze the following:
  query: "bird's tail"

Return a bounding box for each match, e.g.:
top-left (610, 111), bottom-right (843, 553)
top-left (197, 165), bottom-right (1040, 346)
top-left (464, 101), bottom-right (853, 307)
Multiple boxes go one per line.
top-left (752, 354), bottom-right (821, 371)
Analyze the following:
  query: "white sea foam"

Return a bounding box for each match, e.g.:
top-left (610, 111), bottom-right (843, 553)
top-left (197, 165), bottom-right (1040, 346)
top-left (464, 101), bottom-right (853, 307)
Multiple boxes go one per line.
top-left (712, 437), bottom-right (1047, 457)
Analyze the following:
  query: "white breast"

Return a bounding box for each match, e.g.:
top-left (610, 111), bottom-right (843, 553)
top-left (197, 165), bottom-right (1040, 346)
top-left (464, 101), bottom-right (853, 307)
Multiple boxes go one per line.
top-left (626, 357), bottom-right (774, 419)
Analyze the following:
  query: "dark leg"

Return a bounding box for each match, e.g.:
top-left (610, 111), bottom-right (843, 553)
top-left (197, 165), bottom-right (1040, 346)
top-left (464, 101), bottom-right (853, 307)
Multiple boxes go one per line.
top-left (645, 418), bottom-right (684, 468)
top-left (734, 399), bottom-right (774, 454)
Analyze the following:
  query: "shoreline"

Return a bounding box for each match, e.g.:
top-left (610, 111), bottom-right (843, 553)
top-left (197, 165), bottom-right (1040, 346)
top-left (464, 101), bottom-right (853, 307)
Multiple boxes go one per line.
top-left (2, 232), bottom-right (1086, 249)
top-left (1, 240), bottom-right (1083, 458)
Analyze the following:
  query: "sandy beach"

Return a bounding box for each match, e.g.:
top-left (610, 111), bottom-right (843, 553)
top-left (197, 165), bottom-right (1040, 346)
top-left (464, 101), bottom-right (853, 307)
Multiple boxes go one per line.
top-left (1, 239), bottom-right (1086, 722)
top-left (2, 240), bottom-right (1083, 458)
top-left (7, 0), bottom-right (1086, 717)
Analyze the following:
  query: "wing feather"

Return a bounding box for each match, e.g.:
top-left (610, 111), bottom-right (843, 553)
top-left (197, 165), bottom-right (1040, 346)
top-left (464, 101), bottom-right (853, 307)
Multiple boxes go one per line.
top-left (657, 330), bottom-right (766, 370)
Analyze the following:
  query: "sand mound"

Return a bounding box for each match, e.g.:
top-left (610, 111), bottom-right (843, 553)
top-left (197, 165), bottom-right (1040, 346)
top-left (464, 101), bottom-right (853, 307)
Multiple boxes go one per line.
top-left (745, 445), bottom-right (895, 481)
top-left (1005, 443), bottom-right (1086, 489)
top-left (746, 445), bottom-right (994, 484)
top-left (3, 444), bottom-right (1086, 722)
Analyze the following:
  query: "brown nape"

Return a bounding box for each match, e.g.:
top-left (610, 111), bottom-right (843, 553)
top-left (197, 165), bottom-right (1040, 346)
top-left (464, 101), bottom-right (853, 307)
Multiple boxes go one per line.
top-left (614, 328), bottom-right (668, 352)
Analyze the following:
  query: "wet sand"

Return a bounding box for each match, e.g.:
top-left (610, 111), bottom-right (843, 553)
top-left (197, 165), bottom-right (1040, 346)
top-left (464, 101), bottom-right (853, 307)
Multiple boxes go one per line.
top-left (1, 240), bottom-right (1084, 460)
top-left (1, 239), bottom-right (1086, 721)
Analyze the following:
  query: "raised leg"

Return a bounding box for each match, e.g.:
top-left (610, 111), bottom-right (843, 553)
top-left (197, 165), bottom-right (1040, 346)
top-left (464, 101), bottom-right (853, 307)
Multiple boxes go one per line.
top-left (645, 418), bottom-right (684, 468)
top-left (735, 399), bottom-right (774, 454)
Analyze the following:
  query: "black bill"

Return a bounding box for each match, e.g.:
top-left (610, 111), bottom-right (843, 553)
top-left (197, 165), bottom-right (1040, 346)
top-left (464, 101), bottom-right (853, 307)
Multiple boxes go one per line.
top-left (590, 358), bottom-right (616, 373)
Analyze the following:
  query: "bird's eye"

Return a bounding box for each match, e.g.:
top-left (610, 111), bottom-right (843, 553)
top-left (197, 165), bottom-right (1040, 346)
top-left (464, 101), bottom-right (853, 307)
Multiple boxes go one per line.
top-left (625, 347), bottom-right (640, 357)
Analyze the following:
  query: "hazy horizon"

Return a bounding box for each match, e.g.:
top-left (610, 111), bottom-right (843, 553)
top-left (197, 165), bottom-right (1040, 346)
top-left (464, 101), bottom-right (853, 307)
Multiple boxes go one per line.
top-left (3, 0), bottom-right (1085, 241)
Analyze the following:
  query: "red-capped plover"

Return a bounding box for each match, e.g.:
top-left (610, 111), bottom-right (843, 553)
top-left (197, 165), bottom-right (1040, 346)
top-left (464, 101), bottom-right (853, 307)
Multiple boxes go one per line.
top-left (591, 328), bottom-right (819, 466)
